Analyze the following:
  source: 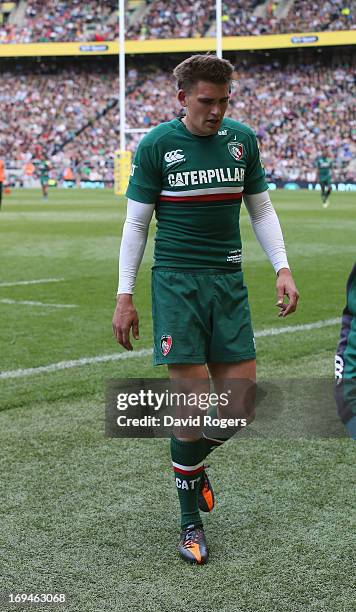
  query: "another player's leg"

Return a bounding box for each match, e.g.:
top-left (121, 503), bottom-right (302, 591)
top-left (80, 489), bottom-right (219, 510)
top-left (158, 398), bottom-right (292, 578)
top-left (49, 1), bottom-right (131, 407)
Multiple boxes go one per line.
top-left (325, 183), bottom-right (332, 206)
top-left (0, 181), bottom-right (3, 210)
top-left (321, 182), bottom-right (327, 206)
top-left (42, 181), bottom-right (48, 200)
top-left (335, 375), bottom-right (356, 440)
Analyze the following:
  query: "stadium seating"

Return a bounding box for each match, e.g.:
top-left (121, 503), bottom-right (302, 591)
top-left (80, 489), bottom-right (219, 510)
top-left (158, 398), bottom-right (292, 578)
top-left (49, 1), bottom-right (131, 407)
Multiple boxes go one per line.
top-left (209, 0), bottom-right (355, 36)
top-left (0, 0), bottom-right (354, 43)
top-left (273, 0), bottom-right (355, 35)
top-left (127, 0), bottom-right (215, 39)
top-left (0, 0), bottom-right (119, 43)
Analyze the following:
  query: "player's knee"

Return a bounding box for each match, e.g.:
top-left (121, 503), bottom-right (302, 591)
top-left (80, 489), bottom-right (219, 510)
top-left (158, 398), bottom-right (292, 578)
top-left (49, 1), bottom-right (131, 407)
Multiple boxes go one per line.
top-left (219, 381), bottom-right (257, 423)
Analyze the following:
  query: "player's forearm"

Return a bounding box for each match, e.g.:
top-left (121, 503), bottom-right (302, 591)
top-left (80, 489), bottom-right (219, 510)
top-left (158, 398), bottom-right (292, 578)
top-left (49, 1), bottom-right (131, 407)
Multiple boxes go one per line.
top-left (243, 191), bottom-right (289, 273)
top-left (118, 220), bottom-right (148, 294)
top-left (117, 199), bottom-right (155, 295)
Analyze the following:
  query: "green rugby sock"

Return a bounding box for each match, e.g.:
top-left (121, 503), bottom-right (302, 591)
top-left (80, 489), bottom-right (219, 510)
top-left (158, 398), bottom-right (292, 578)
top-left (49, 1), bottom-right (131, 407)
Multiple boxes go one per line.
top-left (170, 436), bottom-right (206, 529)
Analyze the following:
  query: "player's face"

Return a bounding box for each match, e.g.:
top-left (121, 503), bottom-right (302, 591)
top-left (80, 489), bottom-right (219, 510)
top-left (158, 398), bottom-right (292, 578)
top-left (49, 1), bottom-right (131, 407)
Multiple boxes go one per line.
top-left (178, 80), bottom-right (230, 136)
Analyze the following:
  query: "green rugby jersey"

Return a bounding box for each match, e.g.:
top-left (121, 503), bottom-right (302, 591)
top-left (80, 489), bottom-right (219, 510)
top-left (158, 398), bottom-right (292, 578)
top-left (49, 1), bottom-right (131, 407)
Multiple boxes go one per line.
top-left (336, 262), bottom-right (356, 379)
top-left (315, 156), bottom-right (332, 182)
top-left (37, 160), bottom-right (50, 180)
top-left (126, 117), bottom-right (268, 269)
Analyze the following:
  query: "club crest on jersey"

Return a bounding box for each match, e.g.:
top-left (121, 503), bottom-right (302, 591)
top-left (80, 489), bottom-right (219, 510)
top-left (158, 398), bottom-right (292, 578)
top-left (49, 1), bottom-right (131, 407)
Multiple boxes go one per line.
top-left (160, 335), bottom-right (172, 356)
top-left (228, 142), bottom-right (244, 161)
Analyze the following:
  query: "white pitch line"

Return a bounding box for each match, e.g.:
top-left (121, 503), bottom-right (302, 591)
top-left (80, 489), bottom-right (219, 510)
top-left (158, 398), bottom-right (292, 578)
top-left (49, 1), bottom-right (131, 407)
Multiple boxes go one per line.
top-left (254, 317), bottom-right (340, 337)
top-left (0, 299), bottom-right (77, 309)
top-left (0, 278), bottom-right (65, 288)
top-left (0, 317), bottom-right (340, 381)
top-left (0, 349), bottom-right (153, 380)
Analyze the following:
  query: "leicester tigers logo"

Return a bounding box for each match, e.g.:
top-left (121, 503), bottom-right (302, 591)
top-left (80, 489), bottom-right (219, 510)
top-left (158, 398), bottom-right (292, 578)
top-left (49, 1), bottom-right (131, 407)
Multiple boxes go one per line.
top-left (160, 335), bottom-right (172, 356)
top-left (228, 142), bottom-right (244, 161)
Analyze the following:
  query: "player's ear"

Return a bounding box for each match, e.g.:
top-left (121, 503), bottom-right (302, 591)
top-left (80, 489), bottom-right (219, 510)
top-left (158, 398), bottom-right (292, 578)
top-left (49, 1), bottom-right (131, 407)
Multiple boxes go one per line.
top-left (177, 89), bottom-right (187, 107)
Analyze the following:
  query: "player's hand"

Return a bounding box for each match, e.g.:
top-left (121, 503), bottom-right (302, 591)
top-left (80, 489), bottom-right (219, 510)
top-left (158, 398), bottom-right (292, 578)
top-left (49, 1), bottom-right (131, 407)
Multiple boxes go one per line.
top-left (275, 268), bottom-right (299, 317)
top-left (112, 294), bottom-right (140, 350)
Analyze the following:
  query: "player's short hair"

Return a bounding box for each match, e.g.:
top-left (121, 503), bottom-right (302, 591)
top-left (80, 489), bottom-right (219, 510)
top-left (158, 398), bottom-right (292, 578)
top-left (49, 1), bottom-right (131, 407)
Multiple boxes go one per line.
top-left (173, 54), bottom-right (234, 91)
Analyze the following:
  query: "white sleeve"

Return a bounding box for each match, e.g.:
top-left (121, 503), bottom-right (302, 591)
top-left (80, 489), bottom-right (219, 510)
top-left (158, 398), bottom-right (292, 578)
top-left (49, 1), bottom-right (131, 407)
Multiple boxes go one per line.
top-left (117, 198), bottom-right (155, 294)
top-left (243, 190), bottom-right (289, 273)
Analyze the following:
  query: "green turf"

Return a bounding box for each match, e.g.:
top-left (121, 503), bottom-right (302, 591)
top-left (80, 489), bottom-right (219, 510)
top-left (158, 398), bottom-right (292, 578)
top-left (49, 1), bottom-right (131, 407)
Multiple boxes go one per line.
top-left (0, 189), bottom-right (355, 611)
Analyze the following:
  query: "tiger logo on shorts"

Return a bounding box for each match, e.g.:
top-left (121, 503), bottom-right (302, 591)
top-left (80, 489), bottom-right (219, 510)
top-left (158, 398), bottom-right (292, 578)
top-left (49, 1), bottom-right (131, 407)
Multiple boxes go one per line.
top-left (160, 335), bottom-right (172, 356)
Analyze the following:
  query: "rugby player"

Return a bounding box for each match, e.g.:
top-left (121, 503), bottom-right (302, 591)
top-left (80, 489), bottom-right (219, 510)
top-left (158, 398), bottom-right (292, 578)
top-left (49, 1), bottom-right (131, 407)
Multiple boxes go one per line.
top-left (0, 158), bottom-right (5, 210)
top-left (113, 55), bottom-right (299, 564)
top-left (315, 148), bottom-right (333, 207)
top-left (36, 157), bottom-right (51, 199)
top-left (335, 261), bottom-right (356, 439)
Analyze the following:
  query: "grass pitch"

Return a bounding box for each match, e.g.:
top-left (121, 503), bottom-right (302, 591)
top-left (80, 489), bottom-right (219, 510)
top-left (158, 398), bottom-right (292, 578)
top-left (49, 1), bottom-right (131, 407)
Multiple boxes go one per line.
top-left (0, 189), bottom-right (355, 612)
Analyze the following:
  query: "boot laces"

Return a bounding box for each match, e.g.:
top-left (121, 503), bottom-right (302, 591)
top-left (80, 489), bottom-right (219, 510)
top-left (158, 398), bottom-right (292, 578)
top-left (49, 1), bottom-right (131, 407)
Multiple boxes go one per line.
top-left (183, 525), bottom-right (203, 548)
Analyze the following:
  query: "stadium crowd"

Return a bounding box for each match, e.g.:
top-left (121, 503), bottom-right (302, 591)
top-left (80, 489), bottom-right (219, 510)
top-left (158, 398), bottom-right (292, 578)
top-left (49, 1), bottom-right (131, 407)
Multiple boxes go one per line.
top-left (127, 0), bottom-right (215, 39)
top-left (268, 0), bottom-right (355, 35)
top-left (1, 56), bottom-right (355, 184)
top-left (209, 0), bottom-right (273, 37)
top-left (213, 0), bottom-right (355, 36)
top-left (0, 61), bottom-right (120, 182)
top-left (0, 0), bottom-right (119, 43)
top-left (0, 0), bottom-right (354, 43)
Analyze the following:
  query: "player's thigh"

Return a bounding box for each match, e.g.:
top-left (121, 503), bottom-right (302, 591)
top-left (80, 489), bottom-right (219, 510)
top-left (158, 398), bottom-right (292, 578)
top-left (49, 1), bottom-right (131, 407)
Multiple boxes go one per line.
top-left (209, 271), bottom-right (256, 363)
top-left (168, 364), bottom-right (209, 379)
top-left (151, 269), bottom-right (212, 366)
top-left (208, 359), bottom-right (256, 381)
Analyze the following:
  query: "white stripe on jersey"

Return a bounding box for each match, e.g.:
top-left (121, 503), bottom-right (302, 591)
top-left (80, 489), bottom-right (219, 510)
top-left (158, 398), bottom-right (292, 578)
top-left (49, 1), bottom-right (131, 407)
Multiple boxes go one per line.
top-left (160, 186), bottom-right (244, 197)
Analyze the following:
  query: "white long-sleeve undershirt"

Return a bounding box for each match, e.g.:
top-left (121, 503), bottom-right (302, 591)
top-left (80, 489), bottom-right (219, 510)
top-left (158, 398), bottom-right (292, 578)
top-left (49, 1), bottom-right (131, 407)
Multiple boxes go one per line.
top-left (117, 191), bottom-right (289, 295)
top-left (118, 199), bottom-right (155, 294)
top-left (243, 191), bottom-right (289, 273)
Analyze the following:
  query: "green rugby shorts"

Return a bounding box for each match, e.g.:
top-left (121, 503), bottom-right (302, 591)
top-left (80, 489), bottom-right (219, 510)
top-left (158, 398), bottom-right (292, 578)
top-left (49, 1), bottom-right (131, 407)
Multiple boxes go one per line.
top-left (152, 269), bottom-right (256, 366)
